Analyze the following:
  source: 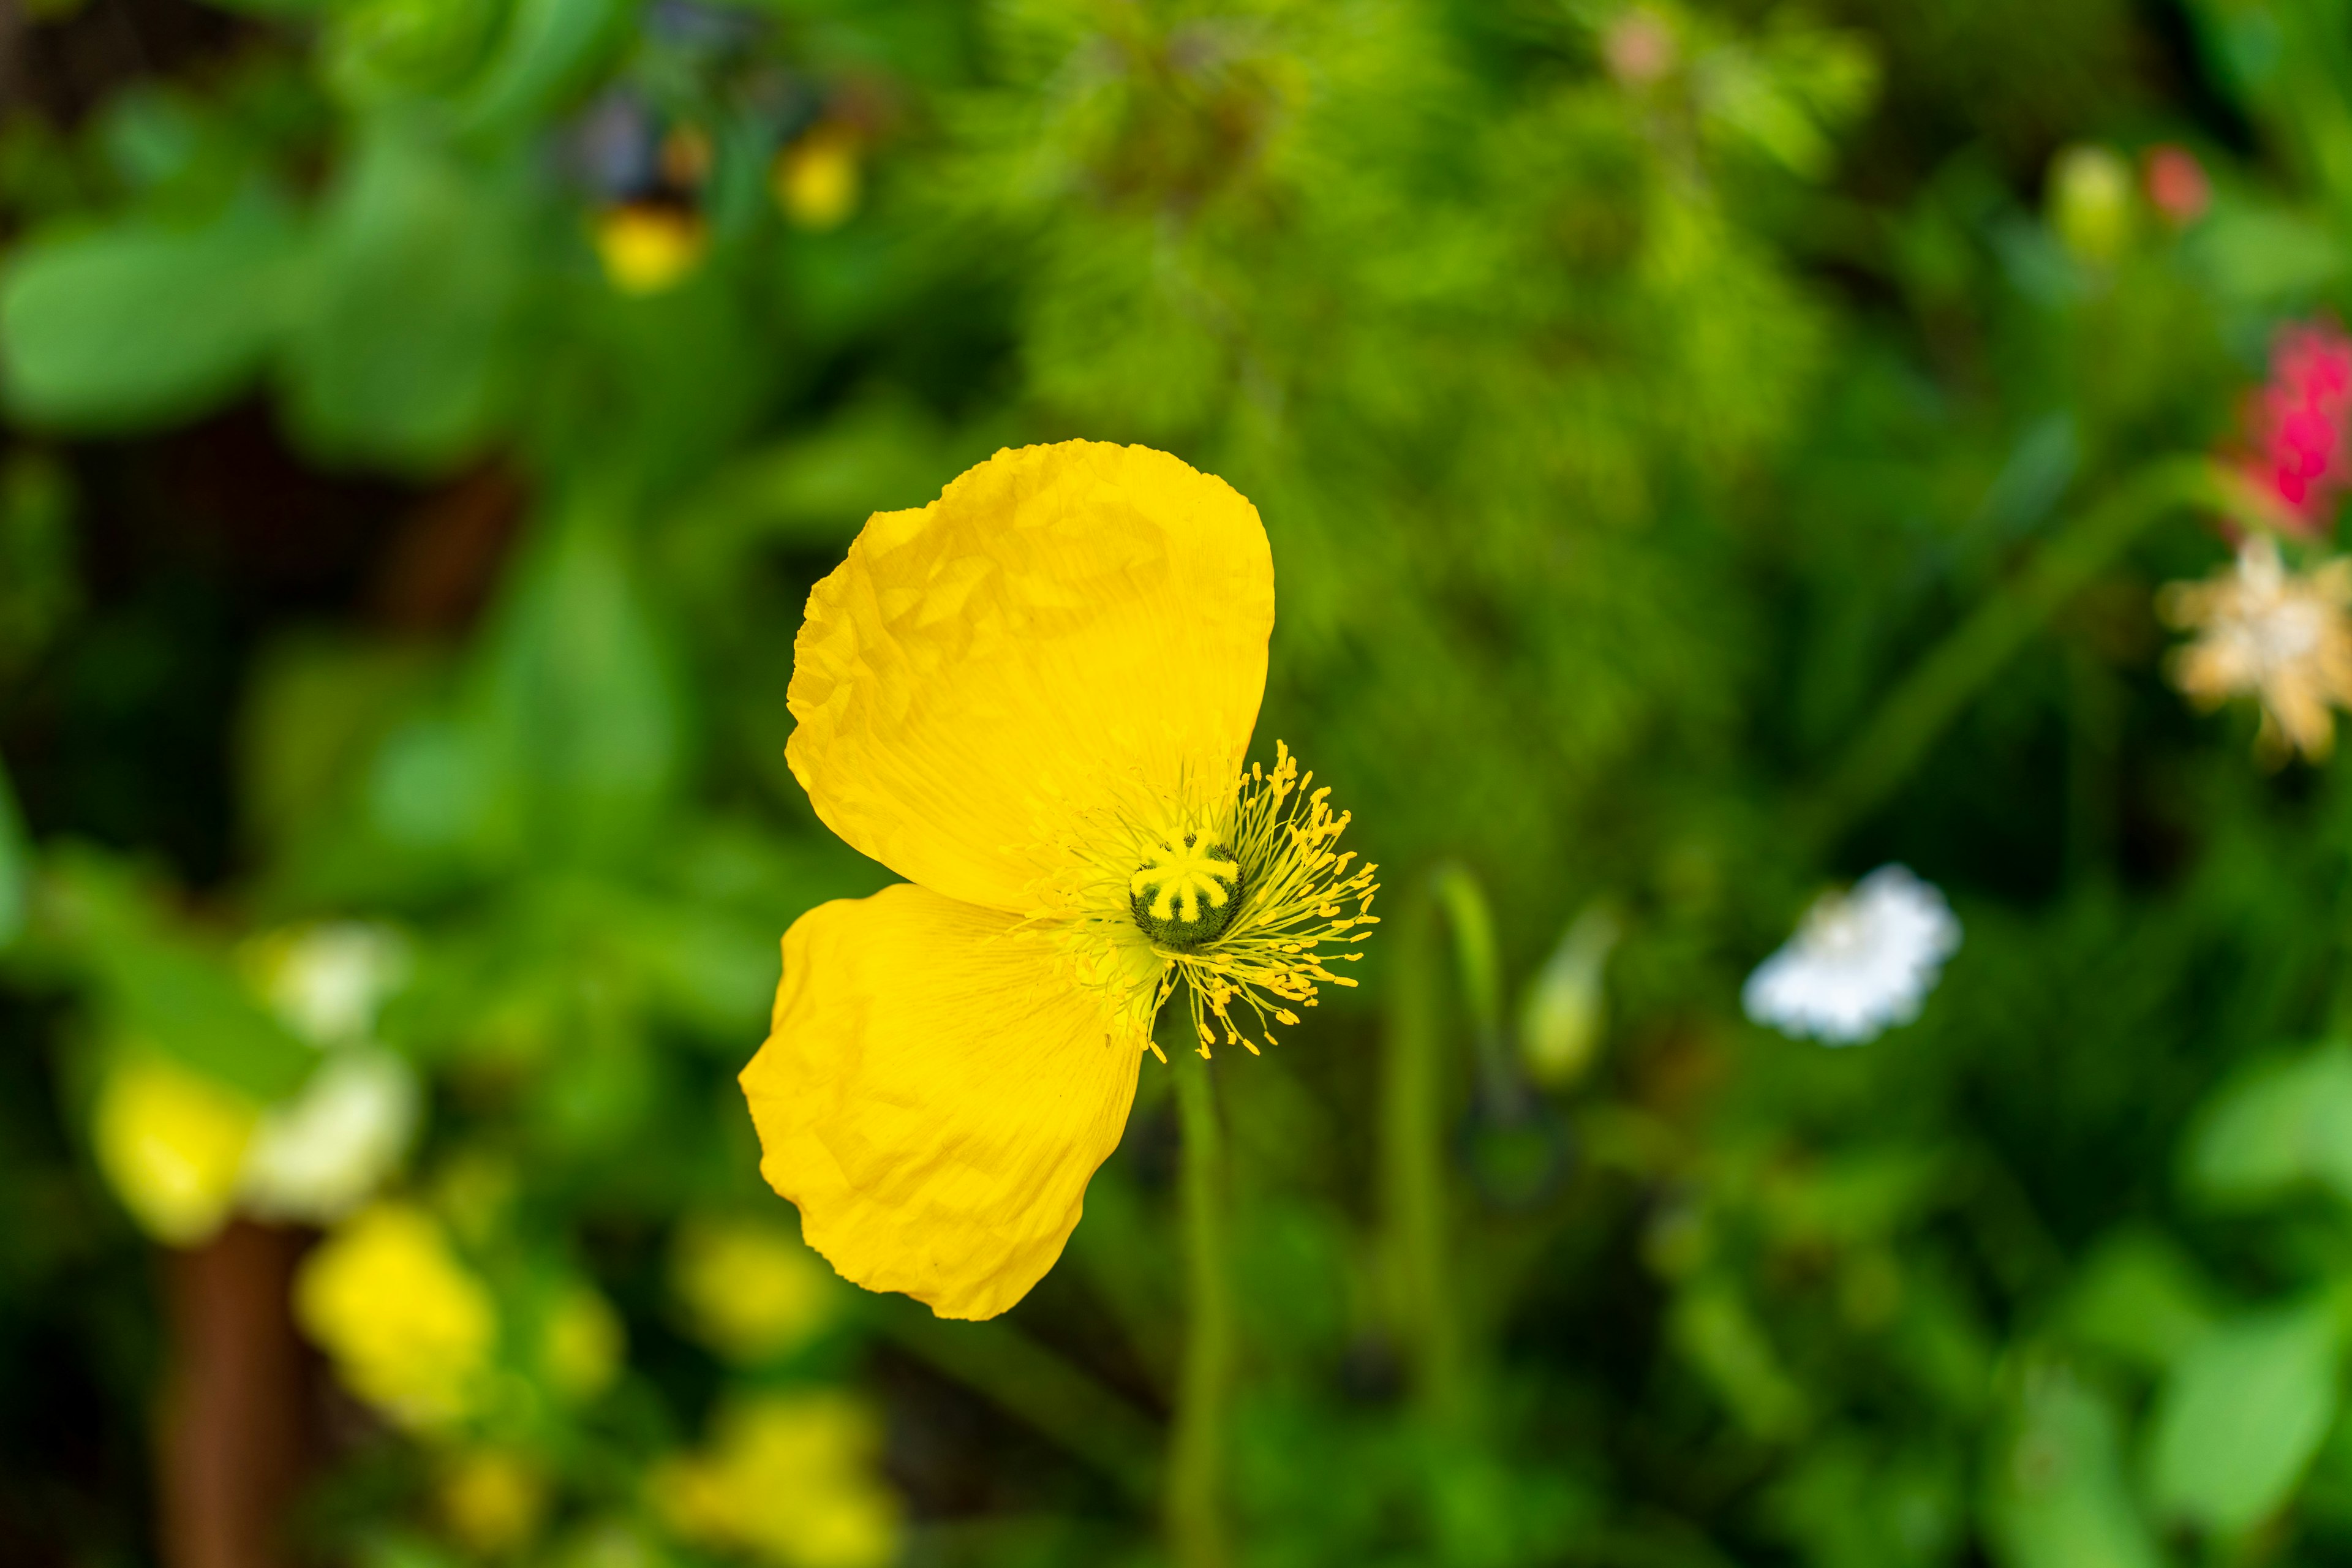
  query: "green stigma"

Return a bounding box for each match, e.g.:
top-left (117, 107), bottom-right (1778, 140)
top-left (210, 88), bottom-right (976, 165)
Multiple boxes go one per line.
top-left (1130, 833), bottom-right (1243, 949)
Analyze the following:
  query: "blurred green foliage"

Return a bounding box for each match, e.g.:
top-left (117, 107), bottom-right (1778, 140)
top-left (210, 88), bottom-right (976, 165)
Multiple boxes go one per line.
top-left (11, 0), bottom-right (2352, 1565)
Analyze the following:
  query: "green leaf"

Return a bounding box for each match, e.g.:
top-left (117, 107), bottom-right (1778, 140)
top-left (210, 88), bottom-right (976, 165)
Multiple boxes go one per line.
top-left (482, 510), bottom-right (686, 851)
top-left (2188, 205), bottom-right (2345, 303)
top-left (366, 501), bottom-right (685, 867)
top-left (454, 0), bottom-right (627, 135)
top-left (2063, 1231), bottom-right (2218, 1371)
top-left (0, 190), bottom-right (299, 429)
top-left (2185, 1043), bottom-right (2352, 1207)
top-left (280, 127), bottom-right (524, 467)
top-left (2149, 1298), bottom-right (2342, 1534)
top-left (41, 850), bottom-right (315, 1102)
top-left (1986, 1371), bottom-right (2162, 1568)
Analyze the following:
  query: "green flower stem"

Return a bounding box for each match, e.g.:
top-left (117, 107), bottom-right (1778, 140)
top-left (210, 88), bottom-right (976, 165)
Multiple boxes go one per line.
top-left (1382, 876), bottom-right (1469, 1424)
top-left (1796, 456), bottom-right (2283, 854)
top-left (0, 749), bottom-right (26, 948)
top-left (1432, 862), bottom-right (1513, 1118)
top-left (1168, 1051), bottom-right (1235, 1568)
top-left (881, 1307), bottom-right (1160, 1506)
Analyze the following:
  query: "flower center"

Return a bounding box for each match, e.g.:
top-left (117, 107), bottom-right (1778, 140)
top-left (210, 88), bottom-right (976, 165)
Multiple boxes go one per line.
top-left (1129, 833), bottom-right (1243, 950)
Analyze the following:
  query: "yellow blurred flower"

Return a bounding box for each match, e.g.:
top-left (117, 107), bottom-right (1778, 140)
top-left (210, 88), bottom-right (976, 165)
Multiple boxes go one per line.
top-left (673, 1216), bottom-right (842, 1363)
top-left (92, 1053), bottom-right (257, 1245)
top-left (440, 1449), bottom-right (548, 1556)
top-left (2160, 535), bottom-right (2352, 762)
top-left (772, 124), bottom-right (862, 230)
top-left (739, 442), bottom-right (1378, 1320)
top-left (2049, 143), bottom-right (2134, 265)
top-left (595, 204), bottom-right (707, 295)
top-left (295, 1202), bottom-right (497, 1430)
top-left (540, 1281), bottom-right (625, 1401)
top-left (654, 1392), bottom-right (900, 1568)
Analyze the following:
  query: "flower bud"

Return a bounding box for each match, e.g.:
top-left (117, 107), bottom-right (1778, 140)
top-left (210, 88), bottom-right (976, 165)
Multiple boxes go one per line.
top-left (2049, 144), bottom-right (2134, 265)
top-left (1518, 903), bottom-right (1620, 1090)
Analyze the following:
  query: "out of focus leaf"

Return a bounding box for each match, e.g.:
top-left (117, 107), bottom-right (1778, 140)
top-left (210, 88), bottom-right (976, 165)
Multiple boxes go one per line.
top-left (2062, 1230), bottom-right (2217, 1371)
top-left (478, 509), bottom-right (685, 854)
top-left (667, 393), bottom-right (973, 551)
top-left (0, 190), bottom-right (298, 429)
top-left (2185, 1043), bottom-right (2352, 1207)
top-left (2149, 1298), bottom-right (2342, 1534)
top-left (41, 851), bottom-right (315, 1102)
top-left (1671, 1281), bottom-right (1809, 1440)
top-left (1771, 1438), bottom-right (1963, 1568)
top-left (0, 451), bottom-right (78, 679)
top-left (238, 634), bottom-right (444, 859)
top-left (1986, 1370), bottom-right (2162, 1568)
top-left (324, 0), bottom-right (500, 104)
top-left (281, 129), bottom-right (524, 466)
top-left (455, 0), bottom-right (628, 135)
top-left (368, 504), bottom-right (684, 867)
top-left (2187, 205), bottom-right (2345, 303)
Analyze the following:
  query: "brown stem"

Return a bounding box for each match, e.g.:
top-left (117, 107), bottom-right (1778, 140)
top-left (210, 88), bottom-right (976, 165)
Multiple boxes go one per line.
top-left (158, 1221), bottom-right (314, 1568)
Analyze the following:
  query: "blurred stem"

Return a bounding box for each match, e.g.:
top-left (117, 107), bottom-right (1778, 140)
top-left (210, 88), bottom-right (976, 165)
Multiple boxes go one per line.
top-left (2064, 643), bottom-right (2122, 886)
top-left (0, 748), bottom-right (26, 947)
top-left (159, 1222), bottom-right (312, 1568)
top-left (1167, 1052), bottom-right (1234, 1568)
top-left (1431, 862), bottom-right (1517, 1119)
top-left (880, 1309), bottom-right (1159, 1506)
top-left (1797, 456), bottom-right (2283, 853)
top-left (1382, 876), bottom-right (1470, 1426)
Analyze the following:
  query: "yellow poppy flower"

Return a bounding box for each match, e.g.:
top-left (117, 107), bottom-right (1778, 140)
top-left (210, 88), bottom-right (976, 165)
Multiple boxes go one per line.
top-left (740, 441), bottom-right (1377, 1320)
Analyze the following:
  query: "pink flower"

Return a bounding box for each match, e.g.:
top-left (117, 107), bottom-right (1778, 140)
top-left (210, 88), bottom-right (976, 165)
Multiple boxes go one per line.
top-left (2239, 322), bottom-right (2352, 533)
top-left (2143, 144), bottom-right (2209, 227)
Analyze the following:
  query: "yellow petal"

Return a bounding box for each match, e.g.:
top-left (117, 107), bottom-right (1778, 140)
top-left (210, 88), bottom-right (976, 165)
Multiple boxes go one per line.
top-left (92, 1053), bottom-right (257, 1245)
top-left (740, 883), bottom-right (1143, 1319)
top-left (787, 441), bottom-right (1273, 912)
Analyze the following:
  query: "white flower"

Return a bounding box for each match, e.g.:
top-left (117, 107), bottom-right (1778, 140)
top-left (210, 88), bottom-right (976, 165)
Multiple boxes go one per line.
top-left (1743, 865), bottom-right (1960, 1045)
top-left (252, 922), bottom-right (413, 1049)
top-left (233, 921), bottom-right (423, 1221)
top-left (240, 1050), bottom-right (423, 1224)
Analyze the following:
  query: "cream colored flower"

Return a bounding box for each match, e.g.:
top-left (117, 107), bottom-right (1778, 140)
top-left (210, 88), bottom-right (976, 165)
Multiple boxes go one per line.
top-left (2160, 536), bottom-right (2352, 761)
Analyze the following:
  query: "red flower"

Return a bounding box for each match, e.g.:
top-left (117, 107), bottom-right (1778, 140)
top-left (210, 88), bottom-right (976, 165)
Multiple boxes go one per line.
top-left (2143, 144), bottom-right (2209, 227)
top-left (2239, 322), bottom-right (2352, 533)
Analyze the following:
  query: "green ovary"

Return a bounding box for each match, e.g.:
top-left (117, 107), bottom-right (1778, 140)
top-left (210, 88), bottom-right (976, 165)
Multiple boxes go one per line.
top-left (1129, 834), bottom-right (1243, 949)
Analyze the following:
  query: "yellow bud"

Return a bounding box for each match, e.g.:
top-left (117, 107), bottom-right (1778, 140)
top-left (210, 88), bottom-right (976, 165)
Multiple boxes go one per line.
top-left (541, 1282), bottom-right (624, 1401)
top-left (772, 126), bottom-right (862, 232)
top-left (2049, 144), bottom-right (2134, 265)
top-left (595, 205), bottom-right (707, 295)
top-left (440, 1449), bottom-right (548, 1556)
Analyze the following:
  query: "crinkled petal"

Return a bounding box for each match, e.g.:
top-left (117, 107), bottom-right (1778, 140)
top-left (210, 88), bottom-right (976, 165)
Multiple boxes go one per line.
top-left (741, 884), bottom-right (1144, 1319)
top-left (786, 441), bottom-right (1273, 912)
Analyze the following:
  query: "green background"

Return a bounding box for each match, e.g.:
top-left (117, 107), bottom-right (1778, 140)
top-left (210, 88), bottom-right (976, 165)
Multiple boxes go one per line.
top-left (6, 0), bottom-right (2352, 1563)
